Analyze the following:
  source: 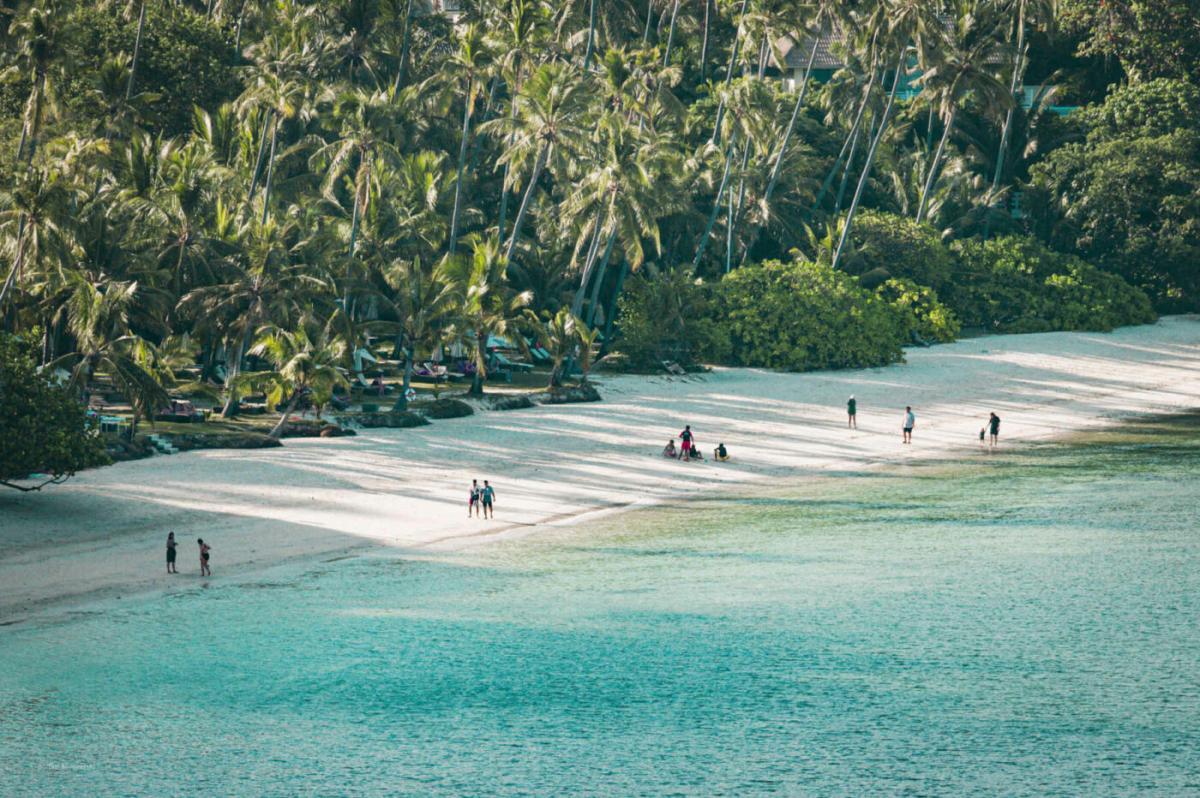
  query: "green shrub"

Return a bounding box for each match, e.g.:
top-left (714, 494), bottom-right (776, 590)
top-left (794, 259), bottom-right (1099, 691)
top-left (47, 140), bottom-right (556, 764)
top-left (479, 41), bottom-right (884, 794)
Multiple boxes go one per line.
top-left (875, 279), bottom-right (961, 343)
top-left (1, 333), bottom-right (109, 491)
top-left (843, 211), bottom-right (955, 290)
top-left (614, 269), bottom-right (728, 369)
top-left (710, 259), bottom-right (906, 371)
top-left (949, 236), bottom-right (1157, 332)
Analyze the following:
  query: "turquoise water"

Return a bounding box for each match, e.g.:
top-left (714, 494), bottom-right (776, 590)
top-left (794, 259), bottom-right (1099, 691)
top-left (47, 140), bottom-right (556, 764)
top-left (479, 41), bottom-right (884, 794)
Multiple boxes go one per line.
top-left (3, 421), bottom-right (1200, 796)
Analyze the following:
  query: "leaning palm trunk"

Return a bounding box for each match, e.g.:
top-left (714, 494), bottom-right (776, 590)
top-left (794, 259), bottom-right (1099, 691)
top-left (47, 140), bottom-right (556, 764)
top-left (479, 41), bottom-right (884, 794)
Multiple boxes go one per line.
top-left (393, 0), bottom-right (416, 93)
top-left (126, 0), bottom-right (147, 100)
top-left (470, 332), bottom-right (488, 396)
top-left (269, 392), bottom-right (302, 439)
top-left (832, 50), bottom-right (906, 271)
top-left (916, 105), bottom-right (958, 223)
top-left (986, 0), bottom-right (1028, 239)
top-left (260, 115), bottom-right (279, 225)
top-left (834, 113), bottom-right (867, 212)
top-left (583, 0), bottom-right (598, 70)
top-left (662, 0), bottom-right (682, 65)
top-left (693, 132), bottom-right (739, 267)
top-left (710, 0), bottom-right (749, 142)
top-left (248, 111), bottom-right (272, 200)
top-left (0, 219), bottom-right (31, 310)
top-left (699, 0), bottom-right (711, 80)
top-left (449, 85), bottom-right (474, 254)
top-left (504, 143), bottom-right (549, 262)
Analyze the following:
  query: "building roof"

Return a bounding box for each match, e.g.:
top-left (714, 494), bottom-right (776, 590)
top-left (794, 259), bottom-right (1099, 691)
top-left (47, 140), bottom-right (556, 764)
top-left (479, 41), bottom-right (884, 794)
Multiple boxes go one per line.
top-left (773, 29), bottom-right (846, 71)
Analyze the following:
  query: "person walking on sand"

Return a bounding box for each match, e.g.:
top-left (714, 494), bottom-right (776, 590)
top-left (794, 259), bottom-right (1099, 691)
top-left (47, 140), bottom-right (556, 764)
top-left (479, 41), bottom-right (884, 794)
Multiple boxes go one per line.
top-left (847, 395), bottom-right (857, 429)
top-left (679, 425), bottom-right (695, 462)
top-left (902, 406), bottom-right (915, 444)
top-left (481, 481), bottom-right (496, 519)
top-left (198, 538), bottom-right (211, 577)
top-left (166, 532), bottom-right (178, 574)
top-left (987, 412), bottom-right (1001, 447)
top-left (469, 479), bottom-right (481, 518)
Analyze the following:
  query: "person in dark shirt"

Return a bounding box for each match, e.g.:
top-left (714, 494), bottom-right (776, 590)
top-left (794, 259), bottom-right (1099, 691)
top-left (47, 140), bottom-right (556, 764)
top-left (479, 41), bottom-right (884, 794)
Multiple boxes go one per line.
top-left (847, 396), bottom-right (857, 429)
top-left (987, 412), bottom-right (1001, 446)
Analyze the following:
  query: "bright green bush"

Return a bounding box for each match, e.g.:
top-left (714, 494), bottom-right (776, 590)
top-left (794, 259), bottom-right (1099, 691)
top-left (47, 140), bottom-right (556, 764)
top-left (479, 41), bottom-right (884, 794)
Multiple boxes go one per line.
top-left (614, 269), bottom-right (728, 369)
top-left (949, 236), bottom-right (1157, 332)
top-left (710, 259), bottom-right (905, 371)
top-left (875, 279), bottom-right (961, 344)
top-left (842, 210), bottom-right (955, 290)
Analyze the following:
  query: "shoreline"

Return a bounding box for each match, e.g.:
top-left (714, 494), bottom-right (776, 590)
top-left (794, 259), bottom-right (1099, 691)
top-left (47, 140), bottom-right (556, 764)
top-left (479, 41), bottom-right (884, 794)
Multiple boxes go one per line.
top-left (3, 316), bottom-right (1200, 625)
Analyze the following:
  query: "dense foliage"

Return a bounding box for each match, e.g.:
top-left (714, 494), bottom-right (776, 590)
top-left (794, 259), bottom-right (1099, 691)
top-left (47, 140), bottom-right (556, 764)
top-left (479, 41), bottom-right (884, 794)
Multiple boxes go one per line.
top-left (0, 332), bottom-right (109, 490)
top-left (0, 0), bottom-right (1185, 417)
top-left (949, 236), bottom-right (1157, 332)
top-left (710, 259), bottom-right (905, 371)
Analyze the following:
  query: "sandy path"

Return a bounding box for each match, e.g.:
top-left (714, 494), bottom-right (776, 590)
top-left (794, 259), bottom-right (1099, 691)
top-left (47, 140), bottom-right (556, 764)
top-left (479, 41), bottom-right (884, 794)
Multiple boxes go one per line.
top-left (3, 316), bottom-right (1199, 622)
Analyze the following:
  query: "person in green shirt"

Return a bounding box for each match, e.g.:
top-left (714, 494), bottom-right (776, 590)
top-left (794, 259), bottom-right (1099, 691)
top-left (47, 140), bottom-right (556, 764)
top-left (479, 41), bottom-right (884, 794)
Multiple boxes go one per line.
top-left (847, 395), bottom-right (857, 429)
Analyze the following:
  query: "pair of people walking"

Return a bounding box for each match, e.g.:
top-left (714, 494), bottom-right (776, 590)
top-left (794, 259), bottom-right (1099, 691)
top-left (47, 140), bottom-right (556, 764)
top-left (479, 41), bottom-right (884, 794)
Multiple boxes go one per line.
top-left (166, 532), bottom-right (210, 576)
top-left (468, 479), bottom-right (497, 519)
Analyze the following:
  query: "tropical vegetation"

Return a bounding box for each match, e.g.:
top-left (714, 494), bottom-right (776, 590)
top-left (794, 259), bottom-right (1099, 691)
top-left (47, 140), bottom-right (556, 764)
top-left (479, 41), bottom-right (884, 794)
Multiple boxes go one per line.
top-left (0, 0), bottom-right (1188, 436)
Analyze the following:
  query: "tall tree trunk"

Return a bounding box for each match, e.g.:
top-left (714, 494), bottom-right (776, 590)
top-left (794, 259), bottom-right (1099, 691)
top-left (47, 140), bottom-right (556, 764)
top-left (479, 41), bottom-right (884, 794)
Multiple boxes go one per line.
top-left (916, 105), bottom-right (957, 223)
top-left (736, 37), bottom-right (820, 267)
top-left (504, 143), bottom-right (549, 262)
top-left (692, 132), bottom-right (738, 267)
top-left (601, 259), bottom-right (629, 353)
top-left (469, 332), bottom-right (487, 396)
top-left (127, 0), bottom-right (147, 101)
top-left (642, 0), bottom-right (655, 44)
top-left (449, 81), bottom-right (474, 254)
top-left (391, 344), bottom-right (415, 411)
top-left (260, 115), bottom-right (279, 225)
top-left (832, 49), bottom-right (906, 272)
top-left (699, 0), bottom-right (711, 82)
top-left (349, 166), bottom-right (365, 257)
top-left (585, 232), bottom-right (617, 325)
top-left (711, 0), bottom-right (749, 142)
top-left (583, 0), bottom-right (598, 70)
top-left (728, 140), bottom-right (751, 272)
top-left (0, 222), bottom-right (30, 310)
top-left (268, 392), bottom-right (302, 439)
top-left (834, 114), bottom-right (865, 212)
top-left (248, 110), bottom-right (272, 200)
top-left (393, 0), bottom-right (416, 94)
top-left (985, 0), bottom-right (1028, 239)
top-left (220, 327), bottom-right (252, 417)
top-left (235, 0), bottom-right (248, 50)
top-left (662, 0), bottom-right (681, 66)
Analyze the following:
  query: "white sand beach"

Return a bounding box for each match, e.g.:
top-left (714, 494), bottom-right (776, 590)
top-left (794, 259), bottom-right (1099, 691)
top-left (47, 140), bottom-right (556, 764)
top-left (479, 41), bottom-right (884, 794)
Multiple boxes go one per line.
top-left (3, 315), bottom-right (1200, 622)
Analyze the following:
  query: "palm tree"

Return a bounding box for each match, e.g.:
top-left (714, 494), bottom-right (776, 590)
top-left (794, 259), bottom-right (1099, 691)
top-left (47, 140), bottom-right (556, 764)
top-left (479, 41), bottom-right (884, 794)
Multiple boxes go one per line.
top-left (235, 323), bottom-right (349, 438)
top-left (5, 0), bottom-right (60, 166)
top-left (445, 234), bottom-right (533, 396)
top-left (482, 62), bottom-right (590, 263)
top-left (444, 24), bottom-right (490, 254)
top-left (0, 168), bottom-right (76, 313)
top-left (832, 0), bottom-right (939, 271)
top-left (311, 88), bottom-right (402, 258)
top-left (380, 255), bottom-right (458, 410)
top-left (126, 0), bottom-right (148, 101)
top-left (51, 274), bottom-right (171, 433)
top-left (914, 2), bottom-right (1011, 223)
top-left (529, 306), bottom-right (583, 387)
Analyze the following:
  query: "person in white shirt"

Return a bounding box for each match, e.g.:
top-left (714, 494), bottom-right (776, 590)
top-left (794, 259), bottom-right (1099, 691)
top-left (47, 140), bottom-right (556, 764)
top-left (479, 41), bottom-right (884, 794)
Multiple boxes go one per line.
top-left (902, 406), bottom-right (915, 444)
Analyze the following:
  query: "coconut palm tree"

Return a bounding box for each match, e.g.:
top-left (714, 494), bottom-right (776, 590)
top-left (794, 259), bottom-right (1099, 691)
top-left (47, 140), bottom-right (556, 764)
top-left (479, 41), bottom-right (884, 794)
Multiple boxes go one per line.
top-left (380, 255), bottom-right (459, 410)
top-left (443, 24), bottom-right (490, 254)
top-left (235, 323), bottom-right (349, 438)
top-left (0, 168), bottom-right (76, 313)
top-left (4, 0), bottom-right (60, 166)
top-left (528, 306), bottom-right (582, 387)
top-left (482, 62), bottom-right (590, 263)
top-left (445, 233), bottom-right (532, 396)
top-left (913, 1), bottom-right (1011, 223)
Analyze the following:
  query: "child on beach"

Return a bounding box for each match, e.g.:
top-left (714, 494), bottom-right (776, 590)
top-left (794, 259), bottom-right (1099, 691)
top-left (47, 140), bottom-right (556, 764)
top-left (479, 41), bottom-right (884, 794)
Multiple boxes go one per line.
top-left (848, 396), bottom-right (857, 429)
top-left (198, 538), bottom-right (211, 577)
top-left (166, 532), bottom-right (177, 574)
top-left (481, 481), bottom-right (496, 519)
top-left (663, 440), bottom-right (678, 458)
top-left (679, 425), bottom-right (694, 462)
top-left (469, 479), bottom-right (481, 518)
top-left (903, 407), bottom-right (915, 444)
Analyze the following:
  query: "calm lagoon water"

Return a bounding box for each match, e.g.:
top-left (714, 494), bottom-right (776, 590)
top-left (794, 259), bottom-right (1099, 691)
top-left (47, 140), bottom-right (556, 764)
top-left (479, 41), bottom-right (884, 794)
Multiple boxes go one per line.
top-left (3, 419), bottom-right (1200, 796)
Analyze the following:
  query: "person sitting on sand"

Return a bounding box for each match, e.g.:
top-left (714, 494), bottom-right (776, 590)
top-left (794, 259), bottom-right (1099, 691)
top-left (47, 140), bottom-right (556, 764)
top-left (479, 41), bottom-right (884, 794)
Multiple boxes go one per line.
top-left (663, 440), bottom-right (678, 458)
top-left (198, 538), bottom-right (211, 577)
top-left (714, 443), bottom-right (729, 462)
top-left (166, 531), bottom-right (177, 574)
